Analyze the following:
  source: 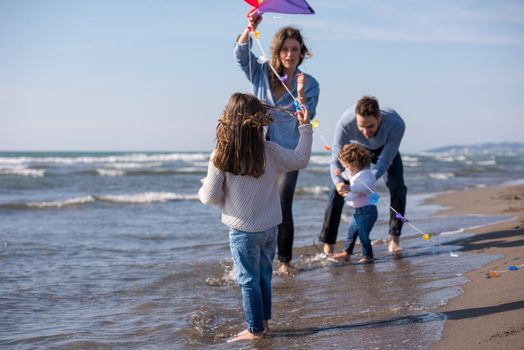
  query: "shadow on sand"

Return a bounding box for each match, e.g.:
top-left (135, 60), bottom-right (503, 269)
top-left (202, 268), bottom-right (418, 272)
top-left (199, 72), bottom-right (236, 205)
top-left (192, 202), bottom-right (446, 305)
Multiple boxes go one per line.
top-left (272, 300), bottom-right (524, 338)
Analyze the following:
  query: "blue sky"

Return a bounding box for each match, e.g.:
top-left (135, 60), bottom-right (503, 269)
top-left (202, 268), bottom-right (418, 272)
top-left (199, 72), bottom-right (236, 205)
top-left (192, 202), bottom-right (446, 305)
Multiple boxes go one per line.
top-left (1, 0), bottom-right (523, 152)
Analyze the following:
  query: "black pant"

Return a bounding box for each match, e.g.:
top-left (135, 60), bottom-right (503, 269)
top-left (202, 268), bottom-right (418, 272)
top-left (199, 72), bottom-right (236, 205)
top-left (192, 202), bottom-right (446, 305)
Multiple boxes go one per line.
top-left (277, 170), bottom-right (299, 263)
top-left (319, 150), bottom-right (407, 244)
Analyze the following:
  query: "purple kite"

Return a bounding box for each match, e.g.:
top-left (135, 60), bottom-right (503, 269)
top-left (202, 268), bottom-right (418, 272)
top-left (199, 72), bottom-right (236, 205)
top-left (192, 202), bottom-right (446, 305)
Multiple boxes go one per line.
top-left (244, 0), bottom-right (315, 15)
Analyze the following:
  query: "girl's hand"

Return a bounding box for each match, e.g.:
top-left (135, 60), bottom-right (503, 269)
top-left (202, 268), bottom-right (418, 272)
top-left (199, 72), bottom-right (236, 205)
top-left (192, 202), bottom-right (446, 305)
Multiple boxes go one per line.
top-left (295, 106), bottom-right (310, 125)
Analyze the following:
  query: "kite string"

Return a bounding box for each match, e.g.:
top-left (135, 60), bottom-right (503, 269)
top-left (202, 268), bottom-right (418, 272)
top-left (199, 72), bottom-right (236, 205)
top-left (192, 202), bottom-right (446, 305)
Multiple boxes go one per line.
top-left (248, 33), bottom-right (253, 85)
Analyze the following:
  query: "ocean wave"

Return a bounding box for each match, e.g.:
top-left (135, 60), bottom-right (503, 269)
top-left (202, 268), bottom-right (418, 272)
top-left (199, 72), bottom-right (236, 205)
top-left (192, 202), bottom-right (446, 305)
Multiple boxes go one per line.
top-left (27, 196), bottom-right (96, 208)
top-left (296, 186), bottom-right (330, 196)
top-left (112, 162), bottom-right (163, 169)
top-left (309, 154), bottom-right (331, 165)
top-left (402, 156), bottom-right (421, 167)
top-left (0, 152), bottom-right (210, 166)
top-left (0, 167), bottom-right (45, 177)
top-left (1, 192), bottom-right (198, 210)
top-left (96, 168), bottom-right (126, 177)
top-left (434, 155), bottom-right (467, 162)
top-left (429, 172), bottom-right (455, 180)
top-left (402, 155), bottom-right (420, 163)
top-left (476, 160), bottom-right (496, 166)
top-left (93, 168), bottom-right (206, 177)
top-left (97, 192), bottom-right (198, 203)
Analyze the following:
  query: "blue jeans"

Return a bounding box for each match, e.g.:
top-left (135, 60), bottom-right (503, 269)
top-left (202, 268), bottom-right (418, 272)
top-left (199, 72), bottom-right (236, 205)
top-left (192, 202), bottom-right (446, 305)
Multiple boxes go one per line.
top-left (344, 205), bottom-right (378, 259)
top-left (229, 227), bottom-right (277, 334)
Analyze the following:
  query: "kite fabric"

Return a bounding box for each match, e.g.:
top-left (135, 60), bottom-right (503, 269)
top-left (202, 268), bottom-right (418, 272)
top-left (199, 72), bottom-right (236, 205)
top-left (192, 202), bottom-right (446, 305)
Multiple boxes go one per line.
top-left (244, 0), bottom-right (315, 15)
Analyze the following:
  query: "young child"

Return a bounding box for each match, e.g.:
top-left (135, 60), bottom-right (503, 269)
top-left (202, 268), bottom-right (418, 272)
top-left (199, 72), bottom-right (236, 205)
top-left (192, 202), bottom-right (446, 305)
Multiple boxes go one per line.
top-left (331, 143), bottom-right (378, 263)
top-left (198, 93), bottom-right (312, 342)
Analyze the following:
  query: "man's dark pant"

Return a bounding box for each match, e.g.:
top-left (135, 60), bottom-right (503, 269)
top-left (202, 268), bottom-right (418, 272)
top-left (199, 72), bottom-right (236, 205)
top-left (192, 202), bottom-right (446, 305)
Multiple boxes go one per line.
top-left (277, 170), bottom-right (299, 263)
top-left (319, 150), bottom-right (407, 244)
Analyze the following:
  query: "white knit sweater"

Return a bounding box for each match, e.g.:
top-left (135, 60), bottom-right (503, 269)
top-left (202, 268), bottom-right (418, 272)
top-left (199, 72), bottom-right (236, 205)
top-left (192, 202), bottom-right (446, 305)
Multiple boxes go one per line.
top-left (198, 124), bottom-right (313, 232)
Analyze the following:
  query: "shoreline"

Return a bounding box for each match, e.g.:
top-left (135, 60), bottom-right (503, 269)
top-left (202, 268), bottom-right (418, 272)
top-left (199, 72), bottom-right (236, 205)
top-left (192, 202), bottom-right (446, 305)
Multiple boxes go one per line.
top-left (427, 184), bottom-right (524, 349)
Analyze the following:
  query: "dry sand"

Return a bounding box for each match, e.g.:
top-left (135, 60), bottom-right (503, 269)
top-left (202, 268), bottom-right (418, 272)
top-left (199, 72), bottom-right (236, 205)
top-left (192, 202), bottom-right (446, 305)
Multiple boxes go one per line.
top-left (428, 184), bottom-right (524, 350)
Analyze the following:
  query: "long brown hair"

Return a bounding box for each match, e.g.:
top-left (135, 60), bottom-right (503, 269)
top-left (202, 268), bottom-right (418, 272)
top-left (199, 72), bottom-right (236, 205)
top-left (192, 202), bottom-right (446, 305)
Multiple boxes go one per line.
top-left (213, 93), bottom-right (273, 178)
top-left (268, 26), bottom-right (311, 91)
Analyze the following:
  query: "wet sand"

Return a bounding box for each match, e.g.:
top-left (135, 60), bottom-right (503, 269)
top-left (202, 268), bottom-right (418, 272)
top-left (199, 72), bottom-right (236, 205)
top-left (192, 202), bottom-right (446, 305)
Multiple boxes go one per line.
top-left (428, 184), bottom-right (524, 350)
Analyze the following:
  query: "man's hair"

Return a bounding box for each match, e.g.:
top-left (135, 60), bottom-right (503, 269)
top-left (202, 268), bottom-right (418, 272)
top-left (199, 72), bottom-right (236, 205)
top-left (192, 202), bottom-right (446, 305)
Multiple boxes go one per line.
top-left (339, 143), bottom-right (372, 171)
top-left (213, 93), bottom-right (273, 178)
top-left (355, 96), bottom-right (380, 118)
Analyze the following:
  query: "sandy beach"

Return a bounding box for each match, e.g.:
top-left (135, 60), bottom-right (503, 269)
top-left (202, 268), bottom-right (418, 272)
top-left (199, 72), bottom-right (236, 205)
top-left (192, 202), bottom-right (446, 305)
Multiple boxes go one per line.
top-left (429, 184), bottom-right (524, 350)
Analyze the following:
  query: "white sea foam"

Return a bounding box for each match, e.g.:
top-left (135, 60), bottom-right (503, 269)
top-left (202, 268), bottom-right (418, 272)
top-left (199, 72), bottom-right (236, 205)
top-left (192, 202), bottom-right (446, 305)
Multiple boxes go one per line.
top-left (402, 155), bottom-right (420, 163)
top-left (477, 160), bottom-right (496, 166)
top-left (27, 196), bottom-right (96, 208)
top-left (0, 153), bottom-right (210, 166)
top-left (96, 168), bottom-right (126, 177)
top-left (429, 172), bottom-right (455, 180)
top-left (299, 186), bottom-right (330, 195)
top-left (175, 167), bottom-right (207, 173)
top-left (18, 192), bottom-right (198, 208)
top-left (309, 154), bottom-right (331, 165)
top-left (110, 162), bottom-right (161, 169)
top-left (98, 192), bottom-right (198, 203)
top-left (434, 155), bottom-right (467, 162)
top-left (404, 161), bottom-right (421, 167)
top-left (0, 167), bottom-right (45, 177)
top-left (403, 156), bottom-right (421, 167)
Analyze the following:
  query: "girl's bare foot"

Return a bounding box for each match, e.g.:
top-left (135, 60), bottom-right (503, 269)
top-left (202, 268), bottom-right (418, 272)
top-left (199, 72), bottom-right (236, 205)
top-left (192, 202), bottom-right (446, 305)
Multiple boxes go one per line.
top-left (323, 243), bottom-right (334, 255)
top-left (228, 329), bottom-right (265, 342)
top-left (331, 251), bottom-right (351, 261)
top-left (357, 257), bottom-right (374, 264)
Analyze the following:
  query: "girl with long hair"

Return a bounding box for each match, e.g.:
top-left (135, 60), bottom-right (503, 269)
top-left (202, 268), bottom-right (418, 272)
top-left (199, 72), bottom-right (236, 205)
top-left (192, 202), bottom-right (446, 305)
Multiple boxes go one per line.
top-left (198, 93), bottom-right (313, 341)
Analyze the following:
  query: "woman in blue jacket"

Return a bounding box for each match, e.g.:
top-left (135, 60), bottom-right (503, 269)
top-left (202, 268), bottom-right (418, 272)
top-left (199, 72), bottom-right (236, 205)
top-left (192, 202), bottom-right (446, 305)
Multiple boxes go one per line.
top-left (234, 12), bottom-right (320, 275)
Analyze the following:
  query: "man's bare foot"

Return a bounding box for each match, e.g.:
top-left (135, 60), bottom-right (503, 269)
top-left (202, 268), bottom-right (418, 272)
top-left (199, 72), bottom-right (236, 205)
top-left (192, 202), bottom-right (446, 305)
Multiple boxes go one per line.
top-left (228, 329), bottom-right (265, 342)
top-left (323, 243), bottom-right (334, 255)
top-left (357, 257), bottom-right (374, 264)
top-left (388, 235), bottom-right (402, 254)
top-left (331, 251), bottom-right (351, 261)
top-left (263, 320), bottom-right (270, 335)
top-left (278, 263), bottom-right (296, 276)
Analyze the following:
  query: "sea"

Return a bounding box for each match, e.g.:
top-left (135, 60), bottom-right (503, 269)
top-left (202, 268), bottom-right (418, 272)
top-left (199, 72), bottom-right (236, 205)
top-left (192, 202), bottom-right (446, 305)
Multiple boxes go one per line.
top-left (1, 143), bottom-right (523, 349)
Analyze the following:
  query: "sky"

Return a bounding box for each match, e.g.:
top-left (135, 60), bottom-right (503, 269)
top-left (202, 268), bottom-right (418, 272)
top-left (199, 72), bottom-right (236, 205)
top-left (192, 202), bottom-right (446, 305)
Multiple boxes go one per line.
top-left (1, 0), bottom-right (523, 153)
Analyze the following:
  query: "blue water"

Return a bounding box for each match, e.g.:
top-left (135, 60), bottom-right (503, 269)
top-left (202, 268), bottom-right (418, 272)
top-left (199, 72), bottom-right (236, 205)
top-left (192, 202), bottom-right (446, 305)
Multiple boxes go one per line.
top-left (0, 147), bottom-right (522, 349)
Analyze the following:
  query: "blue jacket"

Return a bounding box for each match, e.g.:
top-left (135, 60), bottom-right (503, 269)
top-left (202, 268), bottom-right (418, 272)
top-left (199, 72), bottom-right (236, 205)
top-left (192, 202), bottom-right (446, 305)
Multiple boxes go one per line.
top-left (234, 41), bottom-right (320, 149)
